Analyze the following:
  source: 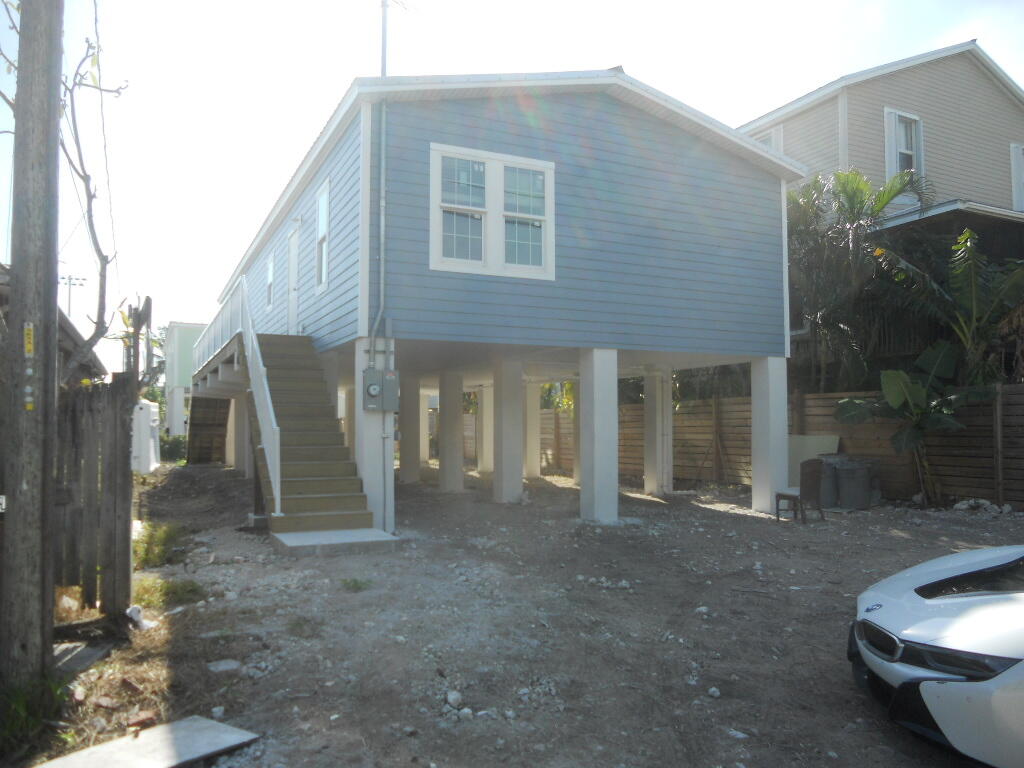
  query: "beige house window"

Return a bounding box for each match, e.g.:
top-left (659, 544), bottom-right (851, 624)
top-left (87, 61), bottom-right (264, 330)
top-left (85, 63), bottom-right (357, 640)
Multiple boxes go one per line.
top-left (1012, 143), bottom-right (1024, 212)
top-left (884, 108), bottom-right (923, 180)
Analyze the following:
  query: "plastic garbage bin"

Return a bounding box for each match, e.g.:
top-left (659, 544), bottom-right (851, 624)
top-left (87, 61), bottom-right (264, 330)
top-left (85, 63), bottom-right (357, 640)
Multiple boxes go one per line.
top-left (837, 460), bottom-right (872, 510)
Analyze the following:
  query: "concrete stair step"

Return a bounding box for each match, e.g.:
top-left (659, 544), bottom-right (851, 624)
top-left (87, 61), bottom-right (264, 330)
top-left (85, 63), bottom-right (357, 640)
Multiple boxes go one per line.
top-left (280, 492), bottom-right (367, 514)
top-left (280, 431), bottom-right (345, 447)
top-left (268, 380), bottom-right (329, 396)
top-left (274, 403), bottom-right (336, 419)
top-left (257, 333), bottom-right (315, 349)
top-left (277, 416), bottom-right (343, 432)
top-left (282, 476), bottom-right (362, 495)
top-left (269, 510), bottom-right (373, 533)
top-left (266, 368), bottom-right (328, 382)
top-left (270, 391), bottom-right (331, 407)
top-left (269, 528), bottom-right (400, 556)
top-left (281, 460), bottom-right (357, 478)
top-left (282, 444), bottom-right (350, 461)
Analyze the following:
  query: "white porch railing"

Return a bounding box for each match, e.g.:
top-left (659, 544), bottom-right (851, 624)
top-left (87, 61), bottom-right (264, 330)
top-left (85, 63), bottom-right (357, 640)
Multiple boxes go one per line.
top-left (192, 278), bottom-right (281, 517)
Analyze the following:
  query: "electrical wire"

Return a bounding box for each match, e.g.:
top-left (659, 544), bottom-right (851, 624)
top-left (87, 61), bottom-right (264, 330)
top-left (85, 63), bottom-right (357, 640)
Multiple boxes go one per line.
top-left (92, 0), bottom-right (118, 260)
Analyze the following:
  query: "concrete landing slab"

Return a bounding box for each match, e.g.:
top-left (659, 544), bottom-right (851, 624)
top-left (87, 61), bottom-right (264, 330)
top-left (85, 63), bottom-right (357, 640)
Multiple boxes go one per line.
top-left (39, 715), bottom-right (257, 767)
top-left (270, 527), bottom-right (400, 557)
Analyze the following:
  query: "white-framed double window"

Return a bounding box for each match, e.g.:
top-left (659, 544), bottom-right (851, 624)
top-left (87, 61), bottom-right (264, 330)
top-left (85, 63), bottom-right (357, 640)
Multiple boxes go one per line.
top-left (266, 257), bottom-right (274, 308)
top-left (1011, 143), bottom-right (1024, 212)
top-left (884, 107), bottom-right (924, 179)
top-left (429, 143), bottom-right (555, 280)
top-left (315, 181), bottom-right (330, 292)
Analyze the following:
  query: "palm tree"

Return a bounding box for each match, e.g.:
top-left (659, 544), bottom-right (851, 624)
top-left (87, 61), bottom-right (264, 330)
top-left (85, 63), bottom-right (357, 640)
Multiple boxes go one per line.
top-left (787, 170), bottom-right (930, 391)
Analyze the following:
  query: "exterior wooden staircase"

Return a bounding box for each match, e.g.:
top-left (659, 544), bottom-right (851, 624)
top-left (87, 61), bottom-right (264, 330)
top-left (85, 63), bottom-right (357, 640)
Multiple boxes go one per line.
top-left (249, 334), bottom-right (372, 534)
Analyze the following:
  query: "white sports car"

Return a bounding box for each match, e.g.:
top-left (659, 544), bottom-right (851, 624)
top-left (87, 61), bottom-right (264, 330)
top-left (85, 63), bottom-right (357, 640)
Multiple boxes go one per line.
top-left (848, 546), bottom-right (1024, 768)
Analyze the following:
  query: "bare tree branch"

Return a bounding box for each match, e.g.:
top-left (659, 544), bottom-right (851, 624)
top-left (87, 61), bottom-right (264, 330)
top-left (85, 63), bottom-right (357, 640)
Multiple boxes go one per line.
top-left (2, 0), bottom-right (18, 35)
top-left (0, 89), bottom-right (12, 111)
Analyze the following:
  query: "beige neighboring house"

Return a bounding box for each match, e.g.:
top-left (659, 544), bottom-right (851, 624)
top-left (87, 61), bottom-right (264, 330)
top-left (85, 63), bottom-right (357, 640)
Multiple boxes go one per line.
top-left (164, 321), bottom-right (206, 436)
top-left (740, 40), bottom-right (1024, 253)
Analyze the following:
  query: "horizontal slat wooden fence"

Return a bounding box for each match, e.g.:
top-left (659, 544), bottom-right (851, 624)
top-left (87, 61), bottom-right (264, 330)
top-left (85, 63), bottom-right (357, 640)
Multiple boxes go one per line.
top-left (455, 384), bottom-right (1024, 504)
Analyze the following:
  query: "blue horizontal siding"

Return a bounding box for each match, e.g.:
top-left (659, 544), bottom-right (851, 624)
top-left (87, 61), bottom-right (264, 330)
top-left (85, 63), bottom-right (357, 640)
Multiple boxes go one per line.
top-left (248, 116), bottom-right (362, 352)
top-left (371, 91), bottom-right (786, 355)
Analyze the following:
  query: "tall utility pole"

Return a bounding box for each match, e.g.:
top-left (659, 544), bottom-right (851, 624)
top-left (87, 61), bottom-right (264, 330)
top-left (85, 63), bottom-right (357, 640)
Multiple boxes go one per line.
top-left (0, 0), bottom-right (65, 690)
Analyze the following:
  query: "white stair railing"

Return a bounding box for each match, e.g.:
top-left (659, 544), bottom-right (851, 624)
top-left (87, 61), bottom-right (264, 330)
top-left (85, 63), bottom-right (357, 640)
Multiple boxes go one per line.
top-left (239, 277), bottom-right (281, 517)
top-left (191, 277), bottom-right (281, 517)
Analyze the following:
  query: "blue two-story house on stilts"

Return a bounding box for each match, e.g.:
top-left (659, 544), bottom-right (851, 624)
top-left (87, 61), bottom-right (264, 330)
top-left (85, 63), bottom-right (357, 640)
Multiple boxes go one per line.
top-left (191, 68), bottom-right (804, 552)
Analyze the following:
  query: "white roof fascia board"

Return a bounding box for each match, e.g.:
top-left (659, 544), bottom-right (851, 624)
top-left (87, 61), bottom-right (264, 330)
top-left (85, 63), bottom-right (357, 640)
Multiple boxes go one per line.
top-left (737, 40), bottom-right (1024, 134)
top-left (218, 70), bottom-right (806, 301)
top-left (878, 199), bottom-right (1024, 229)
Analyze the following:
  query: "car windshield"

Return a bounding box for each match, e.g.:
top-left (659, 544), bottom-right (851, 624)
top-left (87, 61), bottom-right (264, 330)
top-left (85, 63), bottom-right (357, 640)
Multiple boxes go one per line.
top-left (916, 556), bottom-right (1024, 599)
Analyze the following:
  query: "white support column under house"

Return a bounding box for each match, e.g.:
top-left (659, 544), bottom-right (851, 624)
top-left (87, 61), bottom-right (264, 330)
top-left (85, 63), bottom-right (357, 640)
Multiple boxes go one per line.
top-left (353, 338), bottom-right (396, 532)
top-left (523, 382), bottom-right (541, 478)
top-left (579, 348), bottom-right (618, 523)
top-left (572, 386), bottom-right (581, 484)
top-left (419, 393), bottom-right (431, 463)
top-left (343, 386), bottom-right (356, 449)
top-left (493, 357), bottom-right (524, 503)
top-left (643, 369), bottom-right (673, 496)
top-left (167, 386), bottom-right (187, 436)
top-left (751, 356), bottom-right (789, 514)
top-left (439, 370), bottom-right (465, 493)
top-left (398, 375), bottom-right (421, 484)
top-left (476, 385), bottom-right (494, 473)
top-left (226, 396), bottom-right (253, 478)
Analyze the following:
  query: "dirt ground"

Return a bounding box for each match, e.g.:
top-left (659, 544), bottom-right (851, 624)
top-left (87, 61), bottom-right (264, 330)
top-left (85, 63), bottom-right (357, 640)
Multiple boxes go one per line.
top-left (38, 463), bottom-right (1024, 767)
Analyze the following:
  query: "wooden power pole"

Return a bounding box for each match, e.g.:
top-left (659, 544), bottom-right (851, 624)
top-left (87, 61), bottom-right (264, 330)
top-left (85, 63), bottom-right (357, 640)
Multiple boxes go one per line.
top-left (0, 0), bottom-right (65, 690)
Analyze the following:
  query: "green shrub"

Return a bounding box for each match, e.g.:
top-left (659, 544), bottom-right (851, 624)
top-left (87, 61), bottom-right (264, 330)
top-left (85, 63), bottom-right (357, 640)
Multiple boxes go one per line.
top-left (133, 575), bottom-right (206, 609)
top-left (0, 674), bottom-right (67, 761)
top-left (133, 521), bottom-right (188, 569)
top-left (160, 434), bottom-right (187, 462)
top-left (340, 578), bottom-right (371, 593)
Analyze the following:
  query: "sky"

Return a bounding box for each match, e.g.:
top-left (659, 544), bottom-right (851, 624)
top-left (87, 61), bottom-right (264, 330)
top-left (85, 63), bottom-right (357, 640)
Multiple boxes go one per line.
top-left (1, 0), bottom-right (1023, 374)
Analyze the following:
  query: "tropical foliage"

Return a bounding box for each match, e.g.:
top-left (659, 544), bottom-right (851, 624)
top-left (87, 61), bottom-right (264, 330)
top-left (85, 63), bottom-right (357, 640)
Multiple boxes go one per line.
top-left (834, 341), bottom-right (989, 504)
top-left (787, 169), bottom-right (930, 391)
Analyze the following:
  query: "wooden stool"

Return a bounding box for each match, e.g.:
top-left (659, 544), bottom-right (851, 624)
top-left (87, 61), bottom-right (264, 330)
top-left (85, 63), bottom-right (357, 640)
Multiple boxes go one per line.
top-left (775, 489), bottom-right (804, 522)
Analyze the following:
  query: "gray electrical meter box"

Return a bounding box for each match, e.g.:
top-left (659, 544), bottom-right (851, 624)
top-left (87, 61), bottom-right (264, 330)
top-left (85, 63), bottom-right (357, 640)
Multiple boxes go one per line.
top-left (363, 368), bottom-right (400, 412)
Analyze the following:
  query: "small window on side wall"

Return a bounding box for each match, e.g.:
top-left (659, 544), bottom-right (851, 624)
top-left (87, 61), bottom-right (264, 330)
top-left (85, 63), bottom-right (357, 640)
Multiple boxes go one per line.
top-left (315, 182), bottom-right (330, 291)
top-left (429, 143), bottom-right (555, 280)
top-left (884, 108), bottom-right (923, 179)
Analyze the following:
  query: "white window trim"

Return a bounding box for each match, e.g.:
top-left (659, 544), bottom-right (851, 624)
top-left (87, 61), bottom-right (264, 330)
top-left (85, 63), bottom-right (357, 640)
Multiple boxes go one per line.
top-left (1012, 143), bottom-right (1024, 212)
top-left (314, 180), bottom-right (330, 294)
top-left (266, 256), bottom-right (274, 309)
top-left (429, 142), bottom-right (555, 281)
top-left (883, 107), bottom-right (924, 180)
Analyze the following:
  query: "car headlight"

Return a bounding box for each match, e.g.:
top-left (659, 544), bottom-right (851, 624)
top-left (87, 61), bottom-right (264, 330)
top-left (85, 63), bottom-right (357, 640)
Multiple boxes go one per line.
top-left (898, 641), bottom-right (1020, 681)
top-left (855, 620), bottom-right (1021, 680)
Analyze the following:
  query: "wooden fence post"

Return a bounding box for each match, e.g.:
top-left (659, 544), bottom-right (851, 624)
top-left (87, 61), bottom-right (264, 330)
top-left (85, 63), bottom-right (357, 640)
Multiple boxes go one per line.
top-left (112, 374), bottom-right (134, 618)
top-left (553, 409), bottom-right (563, 472)
top-left (81, 388), bottom-right (100, 608)
top-left (711, 395), bottom-right (723, 483)
top-left (100, 383), bottom-right (118, 614)
top-left (64, 390), bottom-right (84, 590)
top-left (994, 382), bottom-right (1004, 506)
top-left (791, 388), bottom-right (804, 435)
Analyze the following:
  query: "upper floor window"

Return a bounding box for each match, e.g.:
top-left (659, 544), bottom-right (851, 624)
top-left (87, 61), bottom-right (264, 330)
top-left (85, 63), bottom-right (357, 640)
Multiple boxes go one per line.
top-left (266, 258), bottom-right (274, 308)
top-left (751, 125), bottom-right (783, 153)
top-left (315, 181), bottom-right (330, 292)
top-left (1012, 143), bottom-right (1024, 212)
top-left (430, 143), bottom-right (555, 280)
top-left (884, 108), bottom-right (923, 179)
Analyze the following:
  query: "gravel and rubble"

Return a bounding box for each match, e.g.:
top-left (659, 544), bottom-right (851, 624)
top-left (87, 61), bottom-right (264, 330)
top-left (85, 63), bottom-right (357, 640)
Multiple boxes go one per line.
top-left (35, 464), bottom-right (1022, 767)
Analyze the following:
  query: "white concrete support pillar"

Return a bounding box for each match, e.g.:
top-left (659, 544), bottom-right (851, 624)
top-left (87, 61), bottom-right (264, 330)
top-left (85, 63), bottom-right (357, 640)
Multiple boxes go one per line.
top-left (344, 387), bottom-right (356, 449)
top-left (167, 386), bottom-right (187, 436)
top-left (572, 385), bottom-right (581, 484)
top-left (493, 357), bottom-right (524, 503)
top-left (476, 386), bottom-right (494, 473)
top-left (419, 394), bottom-right (430, 462)
top-left (439, 371), bottom-right (464, 493)
top-left (579, 348), bottom-right (618, 523)
top-left (523, 382), bottom-right (542, 478)
top-left (751, 356), bottom-right (789, 514)
top-left (398, 375), bottom-right (421, 484)
top-left (354, 338), bottom-right (396, 532)
top-left (643, 370), bottom-right (674, 496)
top-left (320, 350), bottom-right (343, 419)
top-left (227, 396), bottom-right (253, 479)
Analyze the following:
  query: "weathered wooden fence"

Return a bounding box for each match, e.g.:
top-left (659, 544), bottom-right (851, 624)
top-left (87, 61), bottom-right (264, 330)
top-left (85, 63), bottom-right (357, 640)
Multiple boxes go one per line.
top-left (457, 384), bottom-right (1024, 503)
top-left (51, 375), bottom-right (135, 617)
